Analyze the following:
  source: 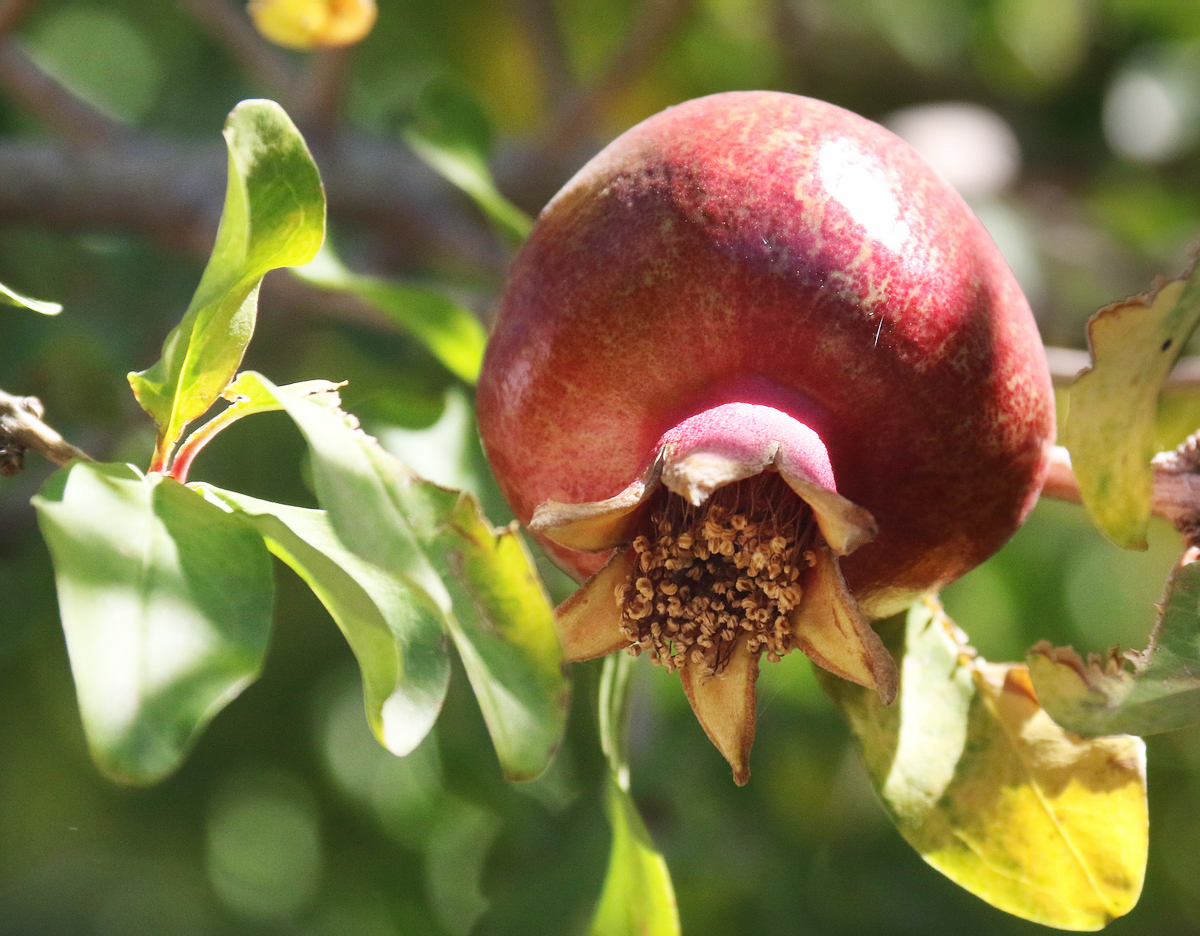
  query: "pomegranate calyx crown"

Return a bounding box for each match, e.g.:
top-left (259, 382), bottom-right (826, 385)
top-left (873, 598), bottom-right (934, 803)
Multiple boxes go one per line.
top-left (530, 402), bottom-right (877, 558)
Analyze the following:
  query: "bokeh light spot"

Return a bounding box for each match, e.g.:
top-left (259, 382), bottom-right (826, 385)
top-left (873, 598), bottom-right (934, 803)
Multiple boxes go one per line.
top-left (1104, 45), bottom-right (1200, 163)
top-left (887, 102), bottom-right (1021, 199)
top-left (205, 768), bottom-right (323, 921)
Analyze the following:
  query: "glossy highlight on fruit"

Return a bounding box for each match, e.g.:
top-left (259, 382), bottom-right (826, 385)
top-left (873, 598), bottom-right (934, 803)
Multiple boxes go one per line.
top-left (477, 91), bottom-right (1055, 784)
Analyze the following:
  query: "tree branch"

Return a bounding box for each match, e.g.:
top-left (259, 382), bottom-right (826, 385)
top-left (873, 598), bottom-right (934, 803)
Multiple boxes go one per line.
top-left (300, 47), bottom-right (352, 143)
top-left (1042, 446), bottom-right (1083, 506)
top-left (513, 0), bottom-right (577, 109)
top-left (536, 0), bottom-right (694, 158)
top-left (0, 390), bottom-right (91, 475)
top-left (501, 0), bottom-right (695, 206)
top-left (177, 0), bottom-right (299, 108)
top-left (0, 136), bottom-right (508, 271)
top-left (1045, 345), bottom-right (1200, 390)
top-left (0, 0), bottom-right (37, 40)
top-left (1043, 443), bottom-right (1200, 546)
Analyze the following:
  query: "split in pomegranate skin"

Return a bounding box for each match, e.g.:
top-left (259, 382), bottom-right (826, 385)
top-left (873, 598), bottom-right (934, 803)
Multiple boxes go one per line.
top-left (477, 91), bottom-right (1056, 783)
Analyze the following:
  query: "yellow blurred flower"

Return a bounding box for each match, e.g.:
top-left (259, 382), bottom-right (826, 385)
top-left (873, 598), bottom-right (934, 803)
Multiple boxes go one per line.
top-left (248, 0), bottom-right (377, 50)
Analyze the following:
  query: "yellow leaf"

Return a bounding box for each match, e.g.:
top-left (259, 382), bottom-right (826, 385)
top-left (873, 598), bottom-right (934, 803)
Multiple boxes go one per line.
top-left (1066, 256), bottom-right (1200, 550)
top-left (247, 0), bottom-right (376, 49)
top-left (825, 601), bottom-right (1148, 930)
top-left (922, 662), bottom-right (1148, 930)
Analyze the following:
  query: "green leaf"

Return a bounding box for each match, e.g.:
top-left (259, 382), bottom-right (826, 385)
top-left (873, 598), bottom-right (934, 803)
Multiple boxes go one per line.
top-left (223, 371), bottom-right (345, 414)
top-left (588, 654), bottom-right (680, 936)
top-left (128, 99), bottom-right (325, 464)
top-left (33, 462), bottom-right (273, 784)
top-left (169, 375), bottom-right (345, 483)
top-left (234, 372), bottom-right (569, 780)
top-left (589, 780), bottom-right (680, 936)
top-left (296, 245), bottom-right (486, 384)
top-left (0, 280), bottom-right (62, 315)
top-left (1066, 260), bottom-right (1200, 549)
top-left (402, 78), bottom-right (532, 246)
top-left (824, 599), bottom-right (1148, 931)
top-left (1029, 554), bottom-right (1200, 736)
top-left (201, 487), bottom-right (451, 757)
top-left (397, 480), bottom-right (570, 780)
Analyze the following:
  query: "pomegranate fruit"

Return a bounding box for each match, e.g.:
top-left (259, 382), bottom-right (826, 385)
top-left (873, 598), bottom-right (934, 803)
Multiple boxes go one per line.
top-left (477, 91), bottom-right (1055, 783)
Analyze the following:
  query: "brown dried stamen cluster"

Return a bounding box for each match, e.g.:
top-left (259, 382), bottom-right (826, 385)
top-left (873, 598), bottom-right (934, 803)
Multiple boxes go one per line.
top-left (615, 476), bottom-right (816, 676)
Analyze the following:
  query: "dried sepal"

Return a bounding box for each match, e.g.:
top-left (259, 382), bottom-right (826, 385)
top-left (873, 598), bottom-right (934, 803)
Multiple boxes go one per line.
top-left (554, 547), bottom-right (636, 662)
top-left (533, 427), bottom-right (878, 562)
top-left (679, 640), bottom-right (759, 786)
top-left (776, 467), bottom-right (878, 556)
top-left (531, 459), bottom-right (662, 552)
top-left (793, 545), bottom-right (898, 703)
top-left (661, 449), bottom-right (772, 505)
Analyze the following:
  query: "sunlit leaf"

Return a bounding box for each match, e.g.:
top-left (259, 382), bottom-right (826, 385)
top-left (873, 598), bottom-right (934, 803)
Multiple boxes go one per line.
top-left (1029, 550), bottom-right (1200, 736)
top-left (296, 246), bottom-right (486, 384)
top-left (248, 0), bottom-right (377, 49)
top-left (203, 373), bottom-right (344, 442)
top-left (396, 479), bottom-right (570, 781)
top-left (825, 599), bottom-right (1147, 931)
top-left (1066, 260), bottom-right (1200, 549)
top-left (128, 100), bottom-right (325, 468)
top-left (33, 462), bottom-right (273, 784)
top-left (589, 654), bottom-right (680, 936)
top-left (402, 78), bottom-right (532, 246)
top-left (202, 487), bottom-right (451, 757)
top-left (170, 375), bottom-right (344, 483)
top-left (223, 371), bottom-right (344, 413)
top-left (0, 280), bottom-right (61, 315)
top-left (233, 372), bottom-right (569, 780)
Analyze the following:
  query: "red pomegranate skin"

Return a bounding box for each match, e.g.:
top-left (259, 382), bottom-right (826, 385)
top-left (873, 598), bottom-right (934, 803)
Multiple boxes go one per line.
top-left (478, 91), bottom-right (1055, 619)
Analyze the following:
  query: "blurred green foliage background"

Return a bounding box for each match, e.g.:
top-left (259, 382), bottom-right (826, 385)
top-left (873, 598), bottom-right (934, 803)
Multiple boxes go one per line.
top-left (3, 0), bottom-right (1200, 933)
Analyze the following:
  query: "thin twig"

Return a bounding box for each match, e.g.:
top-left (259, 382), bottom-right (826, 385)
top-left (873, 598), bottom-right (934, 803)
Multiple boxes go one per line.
top-left (0, 0), bottom-right (37, 40)
top-left (1042, 446), bottom-right (1083, 506)
top-left (1044, 443), bottom-right (1200, 546)
top-left (0, 40), bottom-right (122, 144)
top-left (513, 0), bottom-right (577, 109)
top-left (1045, 345), bottom-right (1200, 390)
top-left (536, 0), bottom-right (694, 158)
top-left (1151, 437), bottom-right (1200, 545)
top-left (0, 137), bottom-right (507, 271)
top-left (0, 390), bottom-right (92, 475)
top-left (1043, 346), bottom-right (1087, 388)
top-left (177, 0), bottom-right (298, 108)
top-left (300, 47), bottom-right (352, 143)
